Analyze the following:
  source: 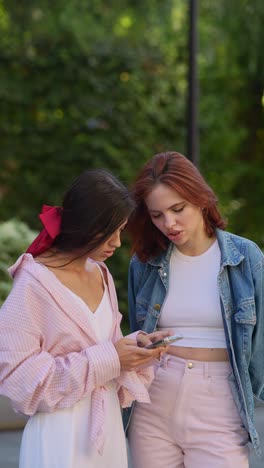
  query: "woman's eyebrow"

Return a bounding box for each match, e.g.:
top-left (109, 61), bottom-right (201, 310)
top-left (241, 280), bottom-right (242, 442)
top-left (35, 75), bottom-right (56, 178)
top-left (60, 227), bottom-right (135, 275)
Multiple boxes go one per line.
top-left (149, 202), bottom-right (185, 213)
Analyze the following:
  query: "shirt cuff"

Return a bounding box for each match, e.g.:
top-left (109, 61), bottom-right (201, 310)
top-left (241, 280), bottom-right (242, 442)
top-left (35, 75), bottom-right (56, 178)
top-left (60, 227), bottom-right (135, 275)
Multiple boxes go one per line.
top-left (85, 341), bottom-right (121, 387)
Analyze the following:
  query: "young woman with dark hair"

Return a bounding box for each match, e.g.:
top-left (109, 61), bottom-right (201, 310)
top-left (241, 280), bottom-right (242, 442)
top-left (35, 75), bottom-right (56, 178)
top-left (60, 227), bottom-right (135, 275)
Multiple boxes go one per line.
top-left (0, 169), bottom-right (168, 468)
top-left (127, 152), bottom-right (264, 467)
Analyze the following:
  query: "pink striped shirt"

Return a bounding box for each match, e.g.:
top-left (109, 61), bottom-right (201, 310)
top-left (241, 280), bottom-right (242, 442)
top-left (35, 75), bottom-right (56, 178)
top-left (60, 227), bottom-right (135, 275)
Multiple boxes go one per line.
top-left (0, 254), bottom-right (153, 453)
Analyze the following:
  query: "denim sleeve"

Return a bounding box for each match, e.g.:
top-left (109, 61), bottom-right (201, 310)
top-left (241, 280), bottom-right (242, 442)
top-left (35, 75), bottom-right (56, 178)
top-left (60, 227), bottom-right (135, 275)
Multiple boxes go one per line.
top-left (249, 248), bottom-right (264, 403)
top-left (128, 257), bottom-right (141, 332)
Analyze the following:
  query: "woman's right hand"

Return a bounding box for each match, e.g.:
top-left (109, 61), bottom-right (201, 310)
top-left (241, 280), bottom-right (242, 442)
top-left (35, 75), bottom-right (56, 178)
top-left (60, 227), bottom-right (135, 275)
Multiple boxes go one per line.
top-left (114, 337), bottom-right (166, 371)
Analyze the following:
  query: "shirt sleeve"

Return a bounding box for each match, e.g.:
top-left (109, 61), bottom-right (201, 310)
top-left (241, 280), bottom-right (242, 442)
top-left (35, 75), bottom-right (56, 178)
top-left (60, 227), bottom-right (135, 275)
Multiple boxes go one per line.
top-left (116, 365), bottom-right (154, 408)
top-left (0, 278), bottom-right (121, 416)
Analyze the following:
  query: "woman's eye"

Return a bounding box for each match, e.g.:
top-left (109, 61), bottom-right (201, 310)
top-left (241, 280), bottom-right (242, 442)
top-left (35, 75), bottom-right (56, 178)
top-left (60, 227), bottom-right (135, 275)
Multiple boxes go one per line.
top-left (151, 214), bottom-right (161, 219)
top-left (173, 205), bottom-right (185, 213)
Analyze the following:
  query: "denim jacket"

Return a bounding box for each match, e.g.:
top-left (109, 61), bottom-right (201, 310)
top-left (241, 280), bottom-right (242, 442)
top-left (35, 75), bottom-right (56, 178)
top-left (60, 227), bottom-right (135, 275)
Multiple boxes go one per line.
top-left (128, 229), bottom-right (264, 455)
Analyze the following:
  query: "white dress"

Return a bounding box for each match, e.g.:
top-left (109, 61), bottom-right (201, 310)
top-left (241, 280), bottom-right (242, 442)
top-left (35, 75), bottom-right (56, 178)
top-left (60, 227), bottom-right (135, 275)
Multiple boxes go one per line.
top-left (19, 269), bottom-right (128, 468)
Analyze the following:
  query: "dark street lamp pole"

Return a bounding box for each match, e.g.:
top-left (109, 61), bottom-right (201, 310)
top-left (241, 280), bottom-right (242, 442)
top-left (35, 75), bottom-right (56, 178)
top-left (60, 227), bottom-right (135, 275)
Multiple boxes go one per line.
top-left (187, 0), bottom-right (199, 166)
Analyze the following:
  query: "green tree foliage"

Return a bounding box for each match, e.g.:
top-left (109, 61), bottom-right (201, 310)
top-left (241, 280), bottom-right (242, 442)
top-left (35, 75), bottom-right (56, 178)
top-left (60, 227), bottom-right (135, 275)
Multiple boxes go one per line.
top-left (221, 0), bottom-right (264, 243)
top-left (0, 220), bottom-right (36, 302)
top-left (0, 0), bottom-right (263, 317)
top-left (0, 0), bottom-right (187, 226)
top-left (0, 0), bottom-right (189, 317)
top-left (199, 0), bottom-right (264, 245)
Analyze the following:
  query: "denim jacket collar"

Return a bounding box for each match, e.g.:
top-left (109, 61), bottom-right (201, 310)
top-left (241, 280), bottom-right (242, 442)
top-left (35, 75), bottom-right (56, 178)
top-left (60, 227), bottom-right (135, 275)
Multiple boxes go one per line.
top-left (215, 229), bottom-right (244, 266)
top-left (147, 229), bottom-right (244, 268)
top-left (147, 243), bottom-right (174, 268)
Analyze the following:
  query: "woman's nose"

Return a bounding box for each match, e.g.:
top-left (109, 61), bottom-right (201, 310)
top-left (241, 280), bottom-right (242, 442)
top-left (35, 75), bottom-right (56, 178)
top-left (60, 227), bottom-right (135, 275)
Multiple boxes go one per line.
top-left (110, 231), bottom-right (121, 248)
top-left (164, 215), bottom-right (176, 230)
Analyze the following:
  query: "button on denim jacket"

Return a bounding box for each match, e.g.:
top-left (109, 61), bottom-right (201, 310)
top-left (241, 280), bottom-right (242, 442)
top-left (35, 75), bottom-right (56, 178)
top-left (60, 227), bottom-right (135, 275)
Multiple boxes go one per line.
top-left (127, 229), bottom-right (264, 455)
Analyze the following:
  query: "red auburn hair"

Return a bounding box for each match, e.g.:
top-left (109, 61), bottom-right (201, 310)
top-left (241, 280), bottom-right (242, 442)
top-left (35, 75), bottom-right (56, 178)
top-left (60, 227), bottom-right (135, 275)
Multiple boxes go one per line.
top-left (128, 151), bottom-right (226, 262)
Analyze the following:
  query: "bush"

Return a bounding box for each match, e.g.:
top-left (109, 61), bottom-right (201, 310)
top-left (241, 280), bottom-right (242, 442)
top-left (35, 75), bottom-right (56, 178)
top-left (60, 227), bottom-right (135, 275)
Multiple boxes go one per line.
top-left (0, 219), bottom-right (37, 304)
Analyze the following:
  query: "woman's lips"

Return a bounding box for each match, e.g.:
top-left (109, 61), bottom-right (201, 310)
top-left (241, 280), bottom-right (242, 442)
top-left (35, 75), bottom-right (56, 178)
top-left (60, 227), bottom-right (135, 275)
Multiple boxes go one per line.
top-left (104, 250), bottom-right (115, 257)
top-left (167, 231), bottom-right (182, 241)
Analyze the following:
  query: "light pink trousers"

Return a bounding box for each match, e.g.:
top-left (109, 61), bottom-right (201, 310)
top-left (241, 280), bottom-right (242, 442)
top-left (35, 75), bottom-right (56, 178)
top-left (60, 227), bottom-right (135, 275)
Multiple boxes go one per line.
top-left (128, 355), bottom-right (249, 468)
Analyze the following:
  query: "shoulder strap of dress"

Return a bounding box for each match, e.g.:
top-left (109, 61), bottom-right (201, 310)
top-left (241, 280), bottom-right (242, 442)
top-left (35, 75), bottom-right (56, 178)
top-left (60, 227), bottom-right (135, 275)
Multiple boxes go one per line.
top-left (94, 263), bottom-right (107, 287)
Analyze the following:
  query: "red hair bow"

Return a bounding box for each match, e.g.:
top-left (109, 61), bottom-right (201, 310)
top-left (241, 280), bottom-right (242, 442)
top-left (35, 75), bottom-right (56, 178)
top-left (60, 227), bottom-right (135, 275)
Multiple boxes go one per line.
top-left (26, 205), bottom-right (62, 257)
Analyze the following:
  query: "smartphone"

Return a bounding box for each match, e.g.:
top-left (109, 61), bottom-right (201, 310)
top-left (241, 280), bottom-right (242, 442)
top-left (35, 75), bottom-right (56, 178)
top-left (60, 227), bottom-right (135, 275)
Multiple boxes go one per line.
top-left (145, 334), bottom-right (183, 349)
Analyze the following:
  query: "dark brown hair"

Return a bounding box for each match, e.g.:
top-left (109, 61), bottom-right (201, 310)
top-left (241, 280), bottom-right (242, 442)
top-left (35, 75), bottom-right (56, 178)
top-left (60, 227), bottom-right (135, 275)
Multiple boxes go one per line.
top-left (53, 169), bottom-right (135, 253)
top-left (128, 151), bottom-right (226, 262)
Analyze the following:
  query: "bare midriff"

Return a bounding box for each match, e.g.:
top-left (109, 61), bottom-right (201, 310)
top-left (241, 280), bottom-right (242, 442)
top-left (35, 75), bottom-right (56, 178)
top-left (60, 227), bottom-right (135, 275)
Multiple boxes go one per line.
top-left (167, 346), bottom-right (229, 362)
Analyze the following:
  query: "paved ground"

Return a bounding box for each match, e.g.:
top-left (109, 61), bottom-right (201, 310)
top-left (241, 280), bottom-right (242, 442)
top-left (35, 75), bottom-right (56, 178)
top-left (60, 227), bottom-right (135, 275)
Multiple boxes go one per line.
top-left (1, 407), bottom-right (264, 467)
top-left (0, 430), bottom-right (21, 468)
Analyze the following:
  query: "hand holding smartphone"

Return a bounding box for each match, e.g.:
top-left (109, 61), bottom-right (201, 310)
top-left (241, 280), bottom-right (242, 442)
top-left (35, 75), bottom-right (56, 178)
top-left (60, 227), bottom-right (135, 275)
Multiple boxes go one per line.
top-left (145, 334), bottom-right (183, 349)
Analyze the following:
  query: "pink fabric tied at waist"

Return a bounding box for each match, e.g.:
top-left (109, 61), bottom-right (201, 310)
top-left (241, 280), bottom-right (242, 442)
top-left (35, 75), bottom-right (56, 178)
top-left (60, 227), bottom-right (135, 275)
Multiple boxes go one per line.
top-left (26, 205), bottom-right (62, 257)
top-left (90, 386), bottom-right (107, 455)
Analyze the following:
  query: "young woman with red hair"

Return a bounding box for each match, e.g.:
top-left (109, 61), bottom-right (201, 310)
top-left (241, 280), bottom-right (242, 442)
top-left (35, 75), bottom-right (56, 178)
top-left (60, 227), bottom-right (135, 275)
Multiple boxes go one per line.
top-left (127, 152), bottom-right (264, 467)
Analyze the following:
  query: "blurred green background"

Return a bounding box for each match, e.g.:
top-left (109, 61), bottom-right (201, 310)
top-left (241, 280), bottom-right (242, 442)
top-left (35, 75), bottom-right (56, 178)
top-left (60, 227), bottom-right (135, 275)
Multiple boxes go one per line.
top-left (0, 0), bottom-right (264, 327)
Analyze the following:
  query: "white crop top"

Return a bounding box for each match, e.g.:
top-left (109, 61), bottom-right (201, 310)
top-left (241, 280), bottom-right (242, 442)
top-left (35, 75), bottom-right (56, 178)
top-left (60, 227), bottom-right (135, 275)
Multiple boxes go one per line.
top-left (158, 240), bottom-right (227, 348)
